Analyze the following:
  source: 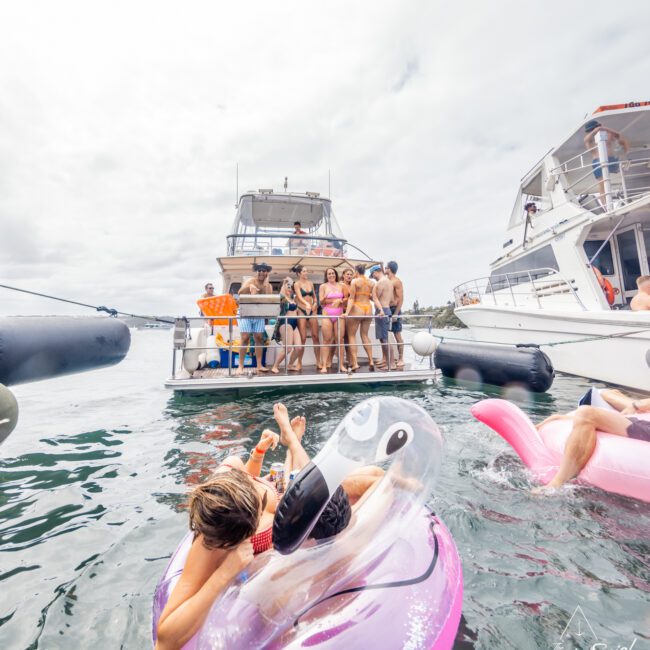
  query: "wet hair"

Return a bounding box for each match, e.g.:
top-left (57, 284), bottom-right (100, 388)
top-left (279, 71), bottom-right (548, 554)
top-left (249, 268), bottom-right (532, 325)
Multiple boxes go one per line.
top-left (637, 275), bottom-right (650, 287)
top-left (253, 263), bottom-right (272, 273)
top-left (188, 468), bottom-right (261, 550)
top-left (355, 264), bottom-right (366, 275)
top-left (323, 267), bottom-right (339, 282)
top-left (291, 264), bottom-right (305, 275)
top-left (309, 487), bottom-right (352, 540)
top-left (386, 261), bottom-right (398, 274)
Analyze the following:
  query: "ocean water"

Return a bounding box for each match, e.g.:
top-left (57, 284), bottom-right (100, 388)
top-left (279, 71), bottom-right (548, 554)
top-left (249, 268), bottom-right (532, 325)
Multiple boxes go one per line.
top-left (1, 330), bottom-right (648, 649)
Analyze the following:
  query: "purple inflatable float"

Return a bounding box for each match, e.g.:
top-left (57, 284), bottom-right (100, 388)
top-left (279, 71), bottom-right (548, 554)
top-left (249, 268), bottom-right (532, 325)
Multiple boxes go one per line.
top-left (153, 397), bottom-right (463, 648)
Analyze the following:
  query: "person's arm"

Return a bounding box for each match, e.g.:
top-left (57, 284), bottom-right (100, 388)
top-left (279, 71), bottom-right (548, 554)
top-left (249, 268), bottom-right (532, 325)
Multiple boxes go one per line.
top-left (239, 279), bottom-right (253, 295)
top-left (344, 281), bottom-right (357, 317)
top-left (371, 283), bottom-right (384, 314)
top-left (294, 282), bottom-right (310, 312)
top-left (600, 389), bottom-right (633, 413)
top-left (319, 283), bottom-right (327, 307)
top-left (394, 279), bottom-right (404, 314)
top-left (244, 429), bottom-right (279, 476)
top-left (156, 540), bottom-right (253, 650)
top-left (264, 281), bottom-right (273, 295)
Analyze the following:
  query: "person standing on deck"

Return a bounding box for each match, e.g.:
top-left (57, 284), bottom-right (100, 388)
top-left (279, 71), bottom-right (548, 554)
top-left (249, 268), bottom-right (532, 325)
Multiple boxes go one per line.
top-left (386, 261), bottom-right (405, 368)
top-left (198, 282), bottom-right (215, 316)
top-left (237, 264), bottom-right (273, 375)
top-left (369, 265), bottom-right (394, 370)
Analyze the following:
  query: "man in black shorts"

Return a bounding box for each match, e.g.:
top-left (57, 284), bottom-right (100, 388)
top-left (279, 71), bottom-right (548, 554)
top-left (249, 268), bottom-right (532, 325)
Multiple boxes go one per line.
top-left (386, 261), bottom-right (404, 367)
top-left (536, 388), bottom-right (650, 490)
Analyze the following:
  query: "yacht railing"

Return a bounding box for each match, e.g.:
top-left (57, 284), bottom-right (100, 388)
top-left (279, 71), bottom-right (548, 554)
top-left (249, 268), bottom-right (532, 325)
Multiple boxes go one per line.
top-left (226, 234), bottom-right (374, 261)
top-left (551, 144), bottom-right (650, 214)
top-left (453, 267), bottom-right (586, 310)
top-left (171, 313), bottom-right (434, 379)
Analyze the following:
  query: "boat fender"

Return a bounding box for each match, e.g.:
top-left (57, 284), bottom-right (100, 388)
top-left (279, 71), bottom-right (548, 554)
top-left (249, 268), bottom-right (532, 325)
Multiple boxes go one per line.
top-left (0, 383), bottom-right (18, 443)
top-left (0, 316), bottom-right (130, 386)
top-left (434, 340), bottom-right (554, 392)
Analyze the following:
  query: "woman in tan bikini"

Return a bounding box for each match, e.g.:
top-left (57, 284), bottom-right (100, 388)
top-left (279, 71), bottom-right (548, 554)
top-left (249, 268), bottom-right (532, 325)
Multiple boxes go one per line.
top-left (344, 264), bottom-right (375, 371)
top-left (292, 265), bottom-right (321, 370)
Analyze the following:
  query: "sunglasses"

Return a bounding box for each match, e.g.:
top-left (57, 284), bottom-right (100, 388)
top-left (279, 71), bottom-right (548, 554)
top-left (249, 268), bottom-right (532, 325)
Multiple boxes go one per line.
top-left (207, 286), bottom-right (214, 290)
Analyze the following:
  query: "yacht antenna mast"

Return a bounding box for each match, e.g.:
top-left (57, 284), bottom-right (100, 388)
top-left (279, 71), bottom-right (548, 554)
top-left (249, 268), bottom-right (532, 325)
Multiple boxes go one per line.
top-left (284, 176), bottom-right (288, 191)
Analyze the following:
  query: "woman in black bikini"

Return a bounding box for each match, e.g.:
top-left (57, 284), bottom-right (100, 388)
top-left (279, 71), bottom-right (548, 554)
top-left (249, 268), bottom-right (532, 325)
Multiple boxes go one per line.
top-left (292, 265), bottom-right (321, 370)
top-left (271, 278), bottom-right (302, 373)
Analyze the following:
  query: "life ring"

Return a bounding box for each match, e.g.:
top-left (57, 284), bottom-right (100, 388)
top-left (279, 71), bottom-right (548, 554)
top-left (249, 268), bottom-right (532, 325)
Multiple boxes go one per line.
top-left (152, 397), bottom-right (463, 649)
top-left (592, 266), bottom-right (618, 305)
top-left (471, 398), bottom-right (650, 502)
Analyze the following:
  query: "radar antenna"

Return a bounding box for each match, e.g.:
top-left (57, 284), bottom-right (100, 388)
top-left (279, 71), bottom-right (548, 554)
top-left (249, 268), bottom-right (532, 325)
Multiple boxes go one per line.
top-left (284, 176), bottom-right (288, 191)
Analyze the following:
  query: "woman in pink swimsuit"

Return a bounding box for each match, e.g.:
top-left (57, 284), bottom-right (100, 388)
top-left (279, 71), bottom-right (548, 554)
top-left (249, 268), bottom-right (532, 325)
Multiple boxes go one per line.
top-left (319, 267), bottom-right (346, 373)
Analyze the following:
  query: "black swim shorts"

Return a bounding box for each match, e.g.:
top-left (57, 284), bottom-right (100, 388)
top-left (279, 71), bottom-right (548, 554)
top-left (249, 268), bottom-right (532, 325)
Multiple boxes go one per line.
top-left (626, 417), bottom-right (650, 443)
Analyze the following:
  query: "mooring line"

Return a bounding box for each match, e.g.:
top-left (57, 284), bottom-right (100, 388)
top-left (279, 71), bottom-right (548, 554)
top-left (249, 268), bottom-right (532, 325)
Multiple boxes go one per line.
top-left (0, 283), bottom-right (174, 325)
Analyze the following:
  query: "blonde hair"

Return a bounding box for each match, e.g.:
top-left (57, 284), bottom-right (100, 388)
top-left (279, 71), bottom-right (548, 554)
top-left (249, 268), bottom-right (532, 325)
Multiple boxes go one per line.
top-left (637, 275), bottom-right (650, 287)
top-left (188, 468), bottom-right (261, 549)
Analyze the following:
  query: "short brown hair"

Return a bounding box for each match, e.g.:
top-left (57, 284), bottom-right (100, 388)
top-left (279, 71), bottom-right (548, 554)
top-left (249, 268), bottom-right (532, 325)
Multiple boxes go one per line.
top-left (188, 468), bottom-right (260, 549)
top-left (637, 275), bottom-right (650, 287)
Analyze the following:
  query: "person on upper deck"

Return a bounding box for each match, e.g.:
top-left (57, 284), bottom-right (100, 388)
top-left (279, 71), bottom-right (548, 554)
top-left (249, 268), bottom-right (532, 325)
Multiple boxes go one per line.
top-left (631, 275), bottom-right (650, 311)
top-left (290, 221), bottom-right (307, 255)
top-left (584, 119), bottom-right (629, 207)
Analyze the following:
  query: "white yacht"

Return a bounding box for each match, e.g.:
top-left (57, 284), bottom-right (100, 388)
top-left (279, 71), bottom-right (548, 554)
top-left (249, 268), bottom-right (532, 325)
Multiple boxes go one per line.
top-left (166, 188), bottom-right (436, 392)
top-left (455, 103), bottom-right (650, 391)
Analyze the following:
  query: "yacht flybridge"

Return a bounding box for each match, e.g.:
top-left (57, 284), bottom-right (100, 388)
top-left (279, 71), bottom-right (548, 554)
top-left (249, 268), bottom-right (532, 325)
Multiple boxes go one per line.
top-left (166, 189), bottom-right (436, 392)
top-left (455, 103), bottom-right (650, 391)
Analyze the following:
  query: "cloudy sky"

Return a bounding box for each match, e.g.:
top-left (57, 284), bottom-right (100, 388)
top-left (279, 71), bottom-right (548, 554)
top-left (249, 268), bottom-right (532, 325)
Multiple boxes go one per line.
top-left (1, 0), bottom-right (649, 317)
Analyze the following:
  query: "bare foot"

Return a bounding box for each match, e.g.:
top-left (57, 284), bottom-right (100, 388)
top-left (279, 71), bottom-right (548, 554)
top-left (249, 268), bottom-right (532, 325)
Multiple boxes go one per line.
top-left (290, 415), bottom-right (306, 441)
top-left (288, 365), bottom-right (300, 372)
top-left (396, 360), bottom-right (405, 368)
top-left (271, 367), bottom-right (280, 374)
top-left (235, 368), bottom-right (244, 376)
top-left (273, 403), bottom-right (296, 446)
top-left (319, 367), bottom-right (328, 374)
top-left (257, 366), bottom-right (269, 373)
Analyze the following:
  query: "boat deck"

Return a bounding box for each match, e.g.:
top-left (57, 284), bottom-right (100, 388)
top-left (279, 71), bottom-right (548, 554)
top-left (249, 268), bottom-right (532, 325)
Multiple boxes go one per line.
top-left (166, 362), bottom-right (438, 392)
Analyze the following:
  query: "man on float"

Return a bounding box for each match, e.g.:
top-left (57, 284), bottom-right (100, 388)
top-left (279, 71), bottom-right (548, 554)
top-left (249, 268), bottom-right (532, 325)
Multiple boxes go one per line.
top-left (631, 275), bottom-right (650, 311)
top-left (237, 264), bottom-right (273, 375)
top-left (535, 388), bottom-right (650, 491)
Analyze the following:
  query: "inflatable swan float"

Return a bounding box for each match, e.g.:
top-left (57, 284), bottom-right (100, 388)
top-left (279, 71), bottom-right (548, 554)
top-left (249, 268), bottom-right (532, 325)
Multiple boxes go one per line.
top-left (152, 397), bottom-right (463, 649)
top-left (471, 390), bottom-right (650, 502)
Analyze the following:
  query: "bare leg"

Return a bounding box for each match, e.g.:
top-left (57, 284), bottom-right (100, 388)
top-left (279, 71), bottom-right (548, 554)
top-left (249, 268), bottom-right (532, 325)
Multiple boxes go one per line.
top-left (320, 318), bottom-right (333, 373)
top-left (274, 403), bottom-right (310, 468)
top-left (295, 317), bottom-right (307, 370)
top-left (346, 318), bottom-right (361, 370)
top-left (359, 318), bottom-right (374, 369)
top-left (237, 333), bottom-right (251, 375)
top-left (253, 333), bottom-right (268, 372)
top-left (394, 331), bottom-right (405, 367)
top-left (542, 406), bottom-right (632, 489)
top-left (272, 325), bottom-right (291, 373)
top-left (309, 317), bottom-right (321, 369)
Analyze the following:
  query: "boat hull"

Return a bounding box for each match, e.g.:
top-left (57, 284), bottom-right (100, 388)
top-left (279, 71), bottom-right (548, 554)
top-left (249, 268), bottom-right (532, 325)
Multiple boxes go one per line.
top-left (456, 306), bottom-right (650, 391)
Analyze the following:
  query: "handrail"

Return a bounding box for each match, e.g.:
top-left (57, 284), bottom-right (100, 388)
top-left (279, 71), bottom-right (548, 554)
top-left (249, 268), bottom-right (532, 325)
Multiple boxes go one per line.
top-left (172, 312), bottom-right (427, 378)
top-left (225, 233), bottom-right (375, 261)
top-left (453, 267), bottom-right (586, 310)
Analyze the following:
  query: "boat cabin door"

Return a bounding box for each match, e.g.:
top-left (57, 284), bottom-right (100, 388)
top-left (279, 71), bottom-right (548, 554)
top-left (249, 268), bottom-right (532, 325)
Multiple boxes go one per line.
top-left (614, 225), bottom-right (650, 303)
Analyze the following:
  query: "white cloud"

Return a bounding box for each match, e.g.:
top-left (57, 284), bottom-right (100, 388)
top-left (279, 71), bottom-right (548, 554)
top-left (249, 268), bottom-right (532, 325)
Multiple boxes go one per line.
top-left (1, 0), bottom-right (649, 316)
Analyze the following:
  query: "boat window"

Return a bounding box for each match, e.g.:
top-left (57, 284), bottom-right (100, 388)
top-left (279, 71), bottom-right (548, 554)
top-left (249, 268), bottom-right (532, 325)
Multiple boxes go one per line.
top-left (507, 169), bottom-right (549, 228)
top-left (583, 240), bottom-right (615, 275)
top-left (488, 244), bottom-right (559, 291)
top-left (615, 230), bottom-right (641, 292)
top-left (228, 282), bottom-right (242, 295)
top-left (644, 229), bottom-right (650, 272)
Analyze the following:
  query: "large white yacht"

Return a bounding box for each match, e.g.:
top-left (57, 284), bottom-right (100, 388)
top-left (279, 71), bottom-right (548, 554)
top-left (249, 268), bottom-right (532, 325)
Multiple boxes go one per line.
top-left (166, 188), bottom-right (436, 391)
top-left (454, 103), bottom-right (650, 391)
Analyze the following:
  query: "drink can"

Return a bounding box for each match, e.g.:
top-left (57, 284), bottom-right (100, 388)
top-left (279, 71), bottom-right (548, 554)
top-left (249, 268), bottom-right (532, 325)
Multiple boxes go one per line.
top-left (270, 463), bottom-right (285, 493)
